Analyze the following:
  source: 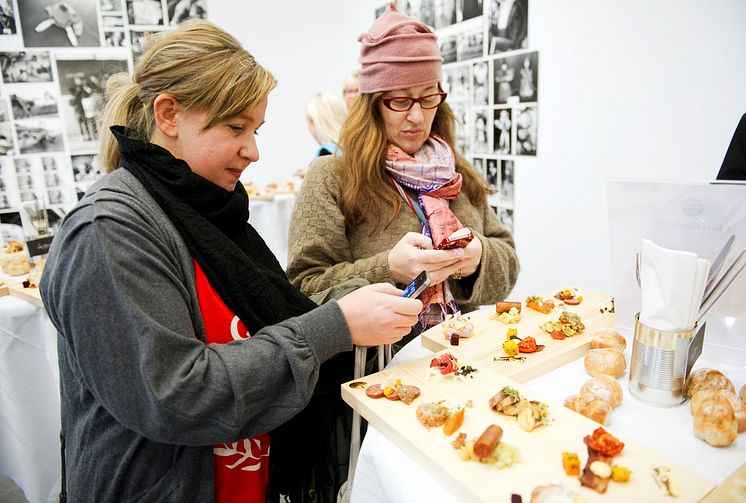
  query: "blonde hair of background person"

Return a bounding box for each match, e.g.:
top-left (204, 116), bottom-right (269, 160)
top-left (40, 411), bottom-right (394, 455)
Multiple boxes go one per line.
top-left (342, 70), bottom-right (360, 110)
top-left (42, 20), bottom-right (422, 503)
top-left (294, 92), bottom-right (347, 179)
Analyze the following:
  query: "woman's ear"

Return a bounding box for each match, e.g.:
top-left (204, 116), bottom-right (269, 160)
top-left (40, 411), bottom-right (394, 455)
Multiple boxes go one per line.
top-left (153, 94), bottom-right (179, 138)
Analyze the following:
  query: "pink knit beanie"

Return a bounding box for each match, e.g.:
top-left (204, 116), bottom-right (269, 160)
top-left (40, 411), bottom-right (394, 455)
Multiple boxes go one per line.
top-left (358, 2), bottom-right (443, 94)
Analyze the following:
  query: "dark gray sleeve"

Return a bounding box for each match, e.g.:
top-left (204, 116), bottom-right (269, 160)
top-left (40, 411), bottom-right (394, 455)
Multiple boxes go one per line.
top-left (41, 201), bottom-right (352, 446)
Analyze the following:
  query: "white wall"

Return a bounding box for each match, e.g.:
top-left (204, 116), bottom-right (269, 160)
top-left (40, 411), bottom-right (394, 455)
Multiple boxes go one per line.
top-left (210, 0), bottom-right (746, 299)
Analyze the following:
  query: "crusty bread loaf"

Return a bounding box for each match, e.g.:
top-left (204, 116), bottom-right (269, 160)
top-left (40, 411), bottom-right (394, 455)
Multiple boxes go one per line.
top-left (591, 328), bottom-right (627, 352)
top-left (686, 368), bottom-right (735, 398)
top-left (584, 348), bottom-right (626, 378)
top-left (691, 388), bottom-right (746, 433)
top-left (580, 375), bottom-right (623, 408)
top-left (693, 395), bottom-right (738, 447)
top-left (2, 258), bottom-right (31, 276)
top-left (563, 392), bottom-right (611, 425)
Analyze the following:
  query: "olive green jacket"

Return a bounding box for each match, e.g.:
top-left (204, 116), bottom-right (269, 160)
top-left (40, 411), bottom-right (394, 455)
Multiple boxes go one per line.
top-left (287, 156), bottom-right (520, 312)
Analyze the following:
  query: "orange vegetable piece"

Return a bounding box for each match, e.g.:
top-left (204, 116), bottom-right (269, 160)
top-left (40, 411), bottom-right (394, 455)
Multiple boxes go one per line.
top-left (443, 408), bottom-right (465, 436)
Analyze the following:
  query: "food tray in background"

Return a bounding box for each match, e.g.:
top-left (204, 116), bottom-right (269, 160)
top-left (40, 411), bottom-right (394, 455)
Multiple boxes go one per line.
top-left (8, 282), bottom-right (43, 307)
top-left (421, 288), bottom-right (615, 383)
top-left (342, 351), bottom-right (715, 502)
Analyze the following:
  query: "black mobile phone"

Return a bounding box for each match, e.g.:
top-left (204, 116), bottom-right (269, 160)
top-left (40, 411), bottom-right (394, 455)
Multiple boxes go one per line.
top-left (402, 270), bottom-right (431, 299)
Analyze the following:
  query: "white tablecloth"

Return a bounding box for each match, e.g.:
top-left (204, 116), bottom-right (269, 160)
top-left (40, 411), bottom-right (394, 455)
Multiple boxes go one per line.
top-left (248, 194), bottom-right (296, 270)
top-left (0, 296), bottom-right (61, 503)
top-left (349, 320), bottom-right (746, 503)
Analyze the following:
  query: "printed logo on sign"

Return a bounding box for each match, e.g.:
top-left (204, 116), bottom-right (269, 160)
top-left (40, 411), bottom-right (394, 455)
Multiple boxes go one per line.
top-left (214, 439), bottom-right (269, 471)
top-left (230, 316), bottom-right (250, 340)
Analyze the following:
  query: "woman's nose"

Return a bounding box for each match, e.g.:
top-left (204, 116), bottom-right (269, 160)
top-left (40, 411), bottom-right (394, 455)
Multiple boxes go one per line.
top-left (406, 102), bottom-right (424, 123)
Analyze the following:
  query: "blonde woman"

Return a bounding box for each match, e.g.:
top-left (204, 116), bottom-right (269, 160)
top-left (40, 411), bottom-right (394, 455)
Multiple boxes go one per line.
top-left (39, 21), bottom-right (421, 502)
top-left (294, 91), bottom-right (346, 179)
top-left (341, 70), bottom-right (360, 110)
top-left (288, 4), bottom-right (519, 337)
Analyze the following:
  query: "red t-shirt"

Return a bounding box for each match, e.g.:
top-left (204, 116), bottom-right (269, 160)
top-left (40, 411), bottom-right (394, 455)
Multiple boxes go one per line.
top-left (194, 260), bottom-right (270, 503)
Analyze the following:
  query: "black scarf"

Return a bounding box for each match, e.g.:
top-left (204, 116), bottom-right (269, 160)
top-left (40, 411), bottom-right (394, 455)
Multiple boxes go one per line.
top-left (112, 127), bottom-right (353, 502)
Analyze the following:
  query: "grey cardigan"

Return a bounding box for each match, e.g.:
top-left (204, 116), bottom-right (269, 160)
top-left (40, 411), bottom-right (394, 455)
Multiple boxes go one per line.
top-left (40, 169), bottom-right (352, 502)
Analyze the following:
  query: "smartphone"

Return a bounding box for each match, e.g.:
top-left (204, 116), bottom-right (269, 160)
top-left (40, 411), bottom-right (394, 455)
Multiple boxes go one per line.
top-left (435, 228), bottom-right (474, 250)
top-left (402, 270), bottom-right (431, 299)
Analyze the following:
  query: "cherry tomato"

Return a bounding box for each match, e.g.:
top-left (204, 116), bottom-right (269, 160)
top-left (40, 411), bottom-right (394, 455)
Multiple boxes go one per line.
top-left (550, 330), bottom-right (566, 340)
top-left (518, 336), bottom-right (538, 353)
top-left (586, 427), bottom-right (625, 457)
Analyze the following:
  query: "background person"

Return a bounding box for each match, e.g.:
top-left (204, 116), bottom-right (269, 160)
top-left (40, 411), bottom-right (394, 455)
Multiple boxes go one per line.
top-left (293, 91), bottom-right (346, 180)
top-left (40, 20), bottom-right (421, 503)
top-left (288, 4), bottom-right (519, 341)
top-left (341, 70), bottom-right (360, 111)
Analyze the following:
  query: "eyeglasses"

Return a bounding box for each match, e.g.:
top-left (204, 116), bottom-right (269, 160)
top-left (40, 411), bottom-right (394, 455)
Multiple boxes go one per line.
top-left (379, 91), bottom-right (447, 112)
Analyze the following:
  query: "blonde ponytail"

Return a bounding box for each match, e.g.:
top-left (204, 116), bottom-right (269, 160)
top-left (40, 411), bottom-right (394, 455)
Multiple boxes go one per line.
top-left (98, 20), bottom-right (277, 173)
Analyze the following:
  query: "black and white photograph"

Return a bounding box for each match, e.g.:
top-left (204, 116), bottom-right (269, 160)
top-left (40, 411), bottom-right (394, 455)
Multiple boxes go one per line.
top-left (44, 170), bottom-right (61, 186)
top-left (498, 206), bottom-right (513, 232)
top-left (46, 188), bottom-right (66, 205)
top-left (0, 192), bottom-right (9, 209)
top-left (403, 0), bottom-right (434, 26)
top-left (493, 107), bottom-right (511, 154)
top-left (104, 30), bottom-right (126, 46)
top-left (493, 51), bottom-right (538, 104)
top-left (458, 0), bottom-right (483, 23)
top-left (56, 58), bottom-right (128, 151)
top-left (71, 153), bottom-right (101, 184)
top-left (0, 101), bottom-right (14, 155)
top-left (486, 0), bottom-right (528, 54)
top-left (0, 0), bottom-right (17, 34)
top-left (471, 156), bottom-right (485, 177)
top-left (14, 157), bottom-right (33, 174)
top-left (450, 101), bottom-right (468, 154)
top-left (1, 51), bottom-right (53, 83)
top-left (473, 109), bottom-right (489, 154)
top-left (130, 29), bottom-right (162, 61)
top-left (127, 0), bottom-right (165, 25)
top-left (439, 35), bottom-right (457, 64)
top-left (41, 155), bottom-right (57, 171)
top-left (19, 190), bottom-right (36, 202)
top-left (100, 0), bottom-right (123, 12)
top-left (442, 64), bottom-right (469, 102)
top-left (500, 159), bottom-right (514, 206)
top-left (472, 60), bottom-right (489, 106)
top-left (167, 0), bottom-right (206, 26)
top-left (485, 158), bottom-right (498, 191)
top-left (15, 119), bottom-right (64, 154)
top-left (16, 172), bottom-right (34, 191)
top-left (514, 104), bottom-right (536, 155)
top-left (433, 0), bottom-right (456, 29)
top-left (10, 86), bottom-right (59, 119)
top-left (18, 0), bottom-right (101, 47)
top-left (456, 27), bottom-right (483, 61)
top-left (101, 13), bottom-right (124, 28)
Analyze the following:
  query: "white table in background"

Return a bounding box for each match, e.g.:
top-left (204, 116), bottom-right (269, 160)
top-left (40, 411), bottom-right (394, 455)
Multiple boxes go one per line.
top-left (0, 296), bottom-right (60, 503)
top-left (349, 318), bottom-right (746, 503)
top-left (248, 194), bottom-right (296, 270)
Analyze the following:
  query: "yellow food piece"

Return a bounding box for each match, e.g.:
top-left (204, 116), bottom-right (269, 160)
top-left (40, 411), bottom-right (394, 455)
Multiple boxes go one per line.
top-left (578, 295), bottom-right (583, 301)
top-left (562, 452), bottom-right (580, 476)
top-left (506, 328), bottom-right (518, 340)
top-left (383, 387), bottom-right (394, 396)
top-left (395, 378), bottom-right (402, 386)
top-left (611, 465), bottom-right (631, 483)
top-left (503, 340), bottom-right (519, 357)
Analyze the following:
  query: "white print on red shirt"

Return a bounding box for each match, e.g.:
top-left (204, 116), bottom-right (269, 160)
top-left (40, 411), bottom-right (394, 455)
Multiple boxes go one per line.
top-left (214, 439), bottom-right (270, 472)
top-left (229, 315), bottom-right (250, 341)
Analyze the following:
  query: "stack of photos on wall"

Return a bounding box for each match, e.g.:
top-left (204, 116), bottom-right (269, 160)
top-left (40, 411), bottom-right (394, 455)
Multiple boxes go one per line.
top-left (376, 0), bottom-right (535, 233)
top-left (0, 0), bottom-right (206, 230)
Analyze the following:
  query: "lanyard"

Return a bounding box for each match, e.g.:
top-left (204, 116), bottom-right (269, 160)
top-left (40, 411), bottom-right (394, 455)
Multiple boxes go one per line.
top-left (388, 176), bottom-right (430, 234)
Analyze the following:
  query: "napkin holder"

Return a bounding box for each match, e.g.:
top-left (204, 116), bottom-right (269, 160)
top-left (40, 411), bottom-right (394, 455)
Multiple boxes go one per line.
top-left (629, 314), bottom-right (705, 407)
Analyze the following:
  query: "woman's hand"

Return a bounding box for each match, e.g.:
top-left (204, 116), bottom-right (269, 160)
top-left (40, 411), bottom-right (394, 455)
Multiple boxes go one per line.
top-left (337, 283), bottom-right (422, 346)
top-left (457, 233), bottom-right (483, 279)
top-left (387, 232), bottom-right (464, 286)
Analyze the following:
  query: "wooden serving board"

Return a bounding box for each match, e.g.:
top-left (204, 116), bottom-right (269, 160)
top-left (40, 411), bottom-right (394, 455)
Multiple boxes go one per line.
top-left (8, 283), bottom-right (43, 307)
top-left (342, 351), bottom-right (715, 502)
top-left (700, 461), bottom-right (746, 502)
top-left (421, 288), bottom-right (616, 383)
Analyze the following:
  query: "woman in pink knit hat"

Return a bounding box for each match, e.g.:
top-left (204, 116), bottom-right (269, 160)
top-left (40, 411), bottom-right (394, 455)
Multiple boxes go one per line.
top-left (288, 2), bottom-right (519, 340)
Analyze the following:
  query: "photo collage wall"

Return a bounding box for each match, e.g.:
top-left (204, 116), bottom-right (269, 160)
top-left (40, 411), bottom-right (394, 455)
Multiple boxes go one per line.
top-left (376, 0), bottom-right (536, 233)
top-left (0, 0), bottom-right (206, 226)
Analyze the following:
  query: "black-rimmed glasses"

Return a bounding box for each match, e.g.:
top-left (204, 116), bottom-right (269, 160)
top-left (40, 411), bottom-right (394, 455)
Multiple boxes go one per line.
top-left (379, 91), bottom-right (448, 112)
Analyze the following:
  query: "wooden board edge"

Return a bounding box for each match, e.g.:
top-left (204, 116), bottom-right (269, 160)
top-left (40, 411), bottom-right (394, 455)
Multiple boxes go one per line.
top-left (8, 285), bottom-right (44, 308)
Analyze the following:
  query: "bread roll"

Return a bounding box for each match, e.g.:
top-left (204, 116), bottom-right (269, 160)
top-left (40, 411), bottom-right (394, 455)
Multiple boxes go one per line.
top-left (591, 328), bottom-right (627, 352)
top-left (2, 258), bottom-right (31, 276)
top-left (691, 389), bottom-right (746, 433)
top-left (584, 348), bottom-right (626, 378)
top-left (740, 384), bottom-right (746, 404)
top-left (580, 375), bottom-right (623, 408)
top-left (686, 368), bottom-right (735, 398)
top-left (563, 394), bottom-right (580, 412)
top-left (693, 395), bottom-right (738, 447)
top-left (564, 393), bottom-right (611, 425)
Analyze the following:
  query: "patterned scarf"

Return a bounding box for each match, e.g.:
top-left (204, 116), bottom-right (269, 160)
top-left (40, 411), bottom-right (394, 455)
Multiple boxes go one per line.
top-left (385, 134), bottom-right (463, 326)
